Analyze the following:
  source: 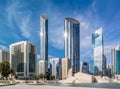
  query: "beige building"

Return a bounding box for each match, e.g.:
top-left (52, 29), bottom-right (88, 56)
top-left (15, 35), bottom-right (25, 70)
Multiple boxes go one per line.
top-left (61, 58), bottom-right (71, 79)
top-left (10, 41), bottom-right (37, 78)
top-left (38, 60), bottom-right (48, 75)
top-left (0, 50), bottom-right (9, 63)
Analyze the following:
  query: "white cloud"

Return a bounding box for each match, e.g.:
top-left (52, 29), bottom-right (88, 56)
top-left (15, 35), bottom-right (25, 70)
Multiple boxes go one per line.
top-left (0, 45), bottom-right (8, 51)
top-left (49, 27), bottom-right (64, 50)
top-left (48, 55), bottom-right (55, 59)
top-left (19, 15), bottom-right (31, 38)
top-left (80, 36), bottom-right (91, 48)
top-left (48, 13), bottom-right (64, 50)
top-left (0, 40), bottom-right (6, 45)
top-left (81, 22), bottom-right (89, 30)
top-left (6, 0), bottom-right (32, 39)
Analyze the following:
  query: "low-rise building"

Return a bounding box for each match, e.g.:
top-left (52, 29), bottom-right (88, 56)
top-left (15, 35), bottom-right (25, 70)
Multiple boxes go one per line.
top-left (80, 62), bottom-right (89, 74)
top-left (38, 60), bottom-right (48, 75)
top-left (61, 58), bottom-right (71, 79)
top-left (49, 58), bottom-right (61, 79)
top-left (0, 50), bottom-right (9, 63)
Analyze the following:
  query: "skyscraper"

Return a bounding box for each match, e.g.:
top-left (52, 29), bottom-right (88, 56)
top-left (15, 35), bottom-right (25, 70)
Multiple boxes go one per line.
top-left (103, 55), bottom-right (107, 76)
top-left (10, 41), bottom-right (37, 78)
top-left (111, 46), bottom-right (120, 77)
top-left (64, 18), bottom-right (80, 74)
top-left (91, 28), bottom-right (104, 75)
top-left (39, 15), bottom-right (48, 74)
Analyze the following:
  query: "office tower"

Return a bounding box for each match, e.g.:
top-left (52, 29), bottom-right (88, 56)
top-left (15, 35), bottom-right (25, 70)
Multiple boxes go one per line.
top-left (102, 55), bottom-right (107, 76)
top-left (111, 46), bottom-right (120, 78)
top-left (61, 58), bottom-right (70, 79)
top-left (10, 41), bottom-right (37, 78)
top-left (91, 28), bottom-right (104, 75)
top-left (107, 64), bottom-right (111, 78)
top-left (0, 50), bottom-right (9, 63)
top-left (80, 62), bottom-right (89, 74)
top-left (39, 15), bottom-right (48, 74)
top-left (64, 18), bottom-right (80, 74)
top-left (49, 58), bottom-right (61, 79)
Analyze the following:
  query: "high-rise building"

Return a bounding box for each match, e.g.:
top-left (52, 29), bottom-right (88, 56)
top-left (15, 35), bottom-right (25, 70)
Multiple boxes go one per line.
top-left (0, 50), bottom-right (9, 62)
top-left (91, 28), bottom-right (104, 75)
top-left (61, 58), bottom-right (70, 79)
top-left (102, 55), bottom-right (107, 76)
top-left (64, 18), bottom-right (80, 74)
top-left (80, 62), bottom-right (89, 74)
top-left (39, 15), bottom-right (48, 75)
top-left (106, 64), bottom-right (111, 78)
top-left (49, 58), bottom-right (61, 79)
top-left (111, 46), bottom-right (120, 77)
top-left (10, 41), bottom-right (37, 78)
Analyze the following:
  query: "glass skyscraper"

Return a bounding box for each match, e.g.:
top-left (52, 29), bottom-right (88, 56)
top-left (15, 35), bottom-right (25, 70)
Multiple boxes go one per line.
top-left (102, 54), bottom-right (107, 76)
top-left (64, 18), bottom-right (80, 74)
top-left (111, 46), bottom-right (120, 76)
top-left (91, 28), bottom-right (104, 75)
top-left (39, 15), bottom-right (48, 74)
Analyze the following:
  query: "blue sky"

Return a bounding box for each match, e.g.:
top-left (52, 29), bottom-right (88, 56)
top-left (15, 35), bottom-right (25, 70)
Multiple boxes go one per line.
top-left (0, 0), bottom-right (120, 64)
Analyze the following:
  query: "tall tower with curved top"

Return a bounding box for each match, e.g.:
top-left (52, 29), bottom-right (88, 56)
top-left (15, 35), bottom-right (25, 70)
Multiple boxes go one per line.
top-left (39, 15), bottom-right (48, 74)
top-left (64, 18), bottom-right (80, 74)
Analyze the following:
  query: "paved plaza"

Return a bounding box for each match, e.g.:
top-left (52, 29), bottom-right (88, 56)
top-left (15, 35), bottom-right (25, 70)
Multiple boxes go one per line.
top-left (0, 83), bottom-right (110, 89)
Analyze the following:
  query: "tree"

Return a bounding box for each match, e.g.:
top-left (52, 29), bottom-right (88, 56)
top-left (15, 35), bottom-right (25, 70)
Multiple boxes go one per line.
top-left (51, 75), bottom-right (55, 80)
top-left (0, 61), bottom-right (10, 79)
top-left (9, 69), bottom-right (16, 79)
top-left (10, 69), bottom-right (15, 75)
top-left (31, 74), bottom-right (37, 80)
top-left (38, 74), bottom-right (44, 79)
top-left (0, 63), bottom-right (2, 73)
top-left (44, 71), bottom-right (51, 80)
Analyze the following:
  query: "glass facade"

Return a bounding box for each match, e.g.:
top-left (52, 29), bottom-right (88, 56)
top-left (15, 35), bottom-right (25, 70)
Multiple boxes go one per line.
top-left (40, 15), bottom-right (48, 61)
top-left (115, 50), bottom-right (120, 74)
top-left (112, 47), bottom-right (120, 75)
top-left (81, 62), bottom-right (89, 74)
top-left (12, 45), bottom-right (24, 72)
top-left (91, 28), bottom-right (103, 75)
top-left (40, 15), bottom-right (48, 74)
top-left (10, 41), bottom-right (37, 78)
top-left (64, 18), bottom-right (80, 73)
top-left (29, 45), bottom-right (36, 72)
top-left (102, 55), bottom-right (107, 75)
